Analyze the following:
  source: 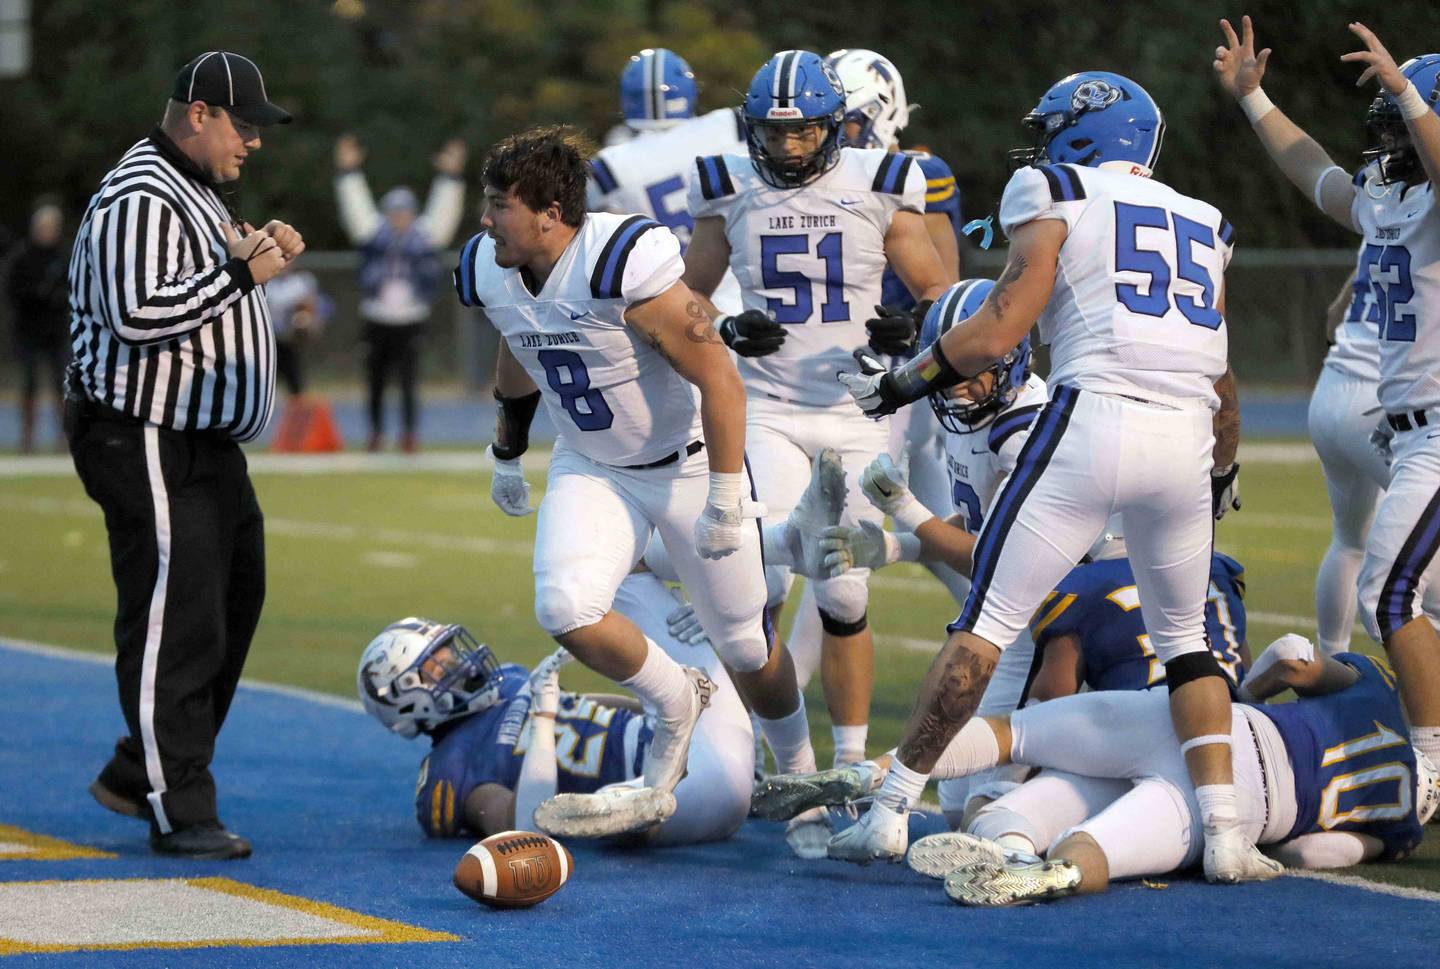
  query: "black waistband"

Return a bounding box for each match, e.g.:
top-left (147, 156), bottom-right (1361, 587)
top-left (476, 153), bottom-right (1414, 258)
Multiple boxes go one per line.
top-left (1386, 409), bottom-right (1430, 432)
top-left (621, 440), bottom-right (704, 470)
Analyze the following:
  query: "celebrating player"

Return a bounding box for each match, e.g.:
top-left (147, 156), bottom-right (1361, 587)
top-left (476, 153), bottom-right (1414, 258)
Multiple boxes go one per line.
top-left (682, 50), bottom-right (953, 792)
top-left (834, 71), bottom-right (1260, 881)
top-left (454, 126), bottom-right (815, 837)
top-left (1214, 16), bottom-right (1440, 780)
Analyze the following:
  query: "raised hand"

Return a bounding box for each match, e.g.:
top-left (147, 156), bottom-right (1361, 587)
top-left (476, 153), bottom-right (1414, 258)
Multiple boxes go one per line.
top-left (334, 134), bottom-right (366, 171)
top-left (1341, 22), bottom-right (1407, 94)
top-left (1214, 15), bottom-right (1271, 99)
top-left (434, 138), bottom-right (469, 177)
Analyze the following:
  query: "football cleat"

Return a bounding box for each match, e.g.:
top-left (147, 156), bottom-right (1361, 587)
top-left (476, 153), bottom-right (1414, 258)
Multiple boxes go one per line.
top-left (1203, 826), bottom-right (1284, 883)
top-left (642, 667), bottom-right (713, 793)
top-left (944, 857), bottom-right (1082, 906)
top-left (785, 807), bottom-right (834, 860)
top-left (827, 799), bottom-right (908, 865)
top-left (907, 831), bottom-right (1021, 879)
top-left (750, 763), bottom-right (880, 821)
top-left (785, 448), bottom-right (847, 578)
top-left (533, 784), bottom-right (677, 840)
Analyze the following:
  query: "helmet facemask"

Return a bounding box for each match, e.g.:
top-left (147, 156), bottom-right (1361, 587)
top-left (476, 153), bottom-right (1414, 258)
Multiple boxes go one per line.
top-left (927, 344), bottom-right (1030, 433)
top-left (358, 621), bottom-right (504, 738)
top-left (746, 117), bottom-right (843, 189)
top-left (1363, 98), bottom-right (1421, 187)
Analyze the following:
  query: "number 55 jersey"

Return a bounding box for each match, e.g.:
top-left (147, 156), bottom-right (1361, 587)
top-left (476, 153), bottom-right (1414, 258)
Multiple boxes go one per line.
top-left (454, 213), bottom-right (702, 467)
top-left (999, 162), bottom-right (1232, 408)
top-left (688, 146), bottom-right (925, 406)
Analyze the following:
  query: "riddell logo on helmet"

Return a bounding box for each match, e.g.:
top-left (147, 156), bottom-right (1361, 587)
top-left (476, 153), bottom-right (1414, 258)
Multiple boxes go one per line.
top-left (766, 107), bottom-right (804, 120)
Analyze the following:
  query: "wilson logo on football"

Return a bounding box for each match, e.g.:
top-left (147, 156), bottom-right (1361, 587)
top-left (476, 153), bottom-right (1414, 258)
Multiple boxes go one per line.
top-left (507, 856), bottom-right (553, 894)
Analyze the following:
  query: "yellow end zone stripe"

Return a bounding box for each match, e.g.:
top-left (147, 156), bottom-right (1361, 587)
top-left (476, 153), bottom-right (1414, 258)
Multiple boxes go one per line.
top-left (0, 876), bottom-right (458, 954)
top-left (0, 824), bottom-right (115, 862)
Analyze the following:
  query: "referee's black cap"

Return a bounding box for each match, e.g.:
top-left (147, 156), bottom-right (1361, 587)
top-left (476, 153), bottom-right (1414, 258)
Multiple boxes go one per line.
top-left (172, 51), bottom-right (292, 126)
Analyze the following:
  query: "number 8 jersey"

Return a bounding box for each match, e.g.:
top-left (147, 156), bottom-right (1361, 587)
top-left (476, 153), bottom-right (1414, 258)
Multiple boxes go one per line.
top-left (998, 163), bottom-right (1233, 408)
top-left (688, 147), bottom-right (926, 406)
top-left (454, 213), bottom-right (703, 467)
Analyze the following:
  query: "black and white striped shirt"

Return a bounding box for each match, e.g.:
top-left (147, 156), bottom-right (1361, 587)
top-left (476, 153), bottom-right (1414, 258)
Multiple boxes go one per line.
top-left (68, 129), bottom-right (275, 442)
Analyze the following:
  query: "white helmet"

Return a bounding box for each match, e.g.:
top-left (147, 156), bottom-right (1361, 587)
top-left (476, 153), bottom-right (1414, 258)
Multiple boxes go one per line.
top-left (825, 48), bottom-right (912, 150)
top-left (1416, 747), bottom-right (1439, 825)
top-left (357, 618), bottom-right (506, 739)
top-left (1085, 514), bottom-right (1127, 562)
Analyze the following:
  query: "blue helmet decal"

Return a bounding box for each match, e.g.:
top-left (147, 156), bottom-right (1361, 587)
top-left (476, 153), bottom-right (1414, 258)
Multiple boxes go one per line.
top-left (1009, 71), bottom-right (1165, 172)
top-left (920, 279), bottom-right (1031, 433)
top-left (743, 50), bottom-right (847, 188)
top-left (621, 48), bottom-right (697, 128)
top-left (1364, 54), bottom-right (1440, 186)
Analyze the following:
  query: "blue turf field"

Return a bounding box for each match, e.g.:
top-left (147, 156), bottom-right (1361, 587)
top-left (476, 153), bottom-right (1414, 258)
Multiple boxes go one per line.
top-left (0, 639), bottom-right (1431, 968)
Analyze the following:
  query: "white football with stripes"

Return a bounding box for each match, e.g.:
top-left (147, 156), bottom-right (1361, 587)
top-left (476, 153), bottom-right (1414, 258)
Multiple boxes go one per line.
top-left (454, 830), bottom-right (573, 909)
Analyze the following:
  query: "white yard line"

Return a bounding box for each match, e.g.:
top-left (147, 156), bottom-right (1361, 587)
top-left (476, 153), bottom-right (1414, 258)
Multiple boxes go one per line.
top-left (1286, 869), bottom-right (1440, 904)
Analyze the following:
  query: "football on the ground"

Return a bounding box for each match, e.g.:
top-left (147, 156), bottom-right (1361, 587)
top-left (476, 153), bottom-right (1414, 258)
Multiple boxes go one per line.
top-left (453, 830), bottom-right (573, 908)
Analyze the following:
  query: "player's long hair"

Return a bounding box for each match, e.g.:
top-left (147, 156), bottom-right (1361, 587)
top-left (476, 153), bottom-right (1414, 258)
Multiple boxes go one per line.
top-left (483, 125), bottom-right (595, 227)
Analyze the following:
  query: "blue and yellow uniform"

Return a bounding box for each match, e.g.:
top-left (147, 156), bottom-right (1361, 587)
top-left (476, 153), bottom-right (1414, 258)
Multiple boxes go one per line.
top-left (1029, 553), bottom-right (1247, 690)
top-left (414, 663), bottom-right (652, 836)
top-left (880, 149), bottom-right (961, 309)
top-left (1259, 653), bottom-right (1424, 860)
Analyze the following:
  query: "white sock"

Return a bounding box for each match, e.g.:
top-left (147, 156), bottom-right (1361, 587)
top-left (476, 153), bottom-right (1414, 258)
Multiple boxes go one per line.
top-left (1413, 725), bottom-right (1440, 766)
top-left (996, 833), bottom-right (1037, 856)
top-left (751, 711), bottom-right (769, 774)
top-left (875, 757), bottom-right (928, 813)
top-left (756, 698), bottom-right (817, 774)
top-left (620, 638), bottom-right (692, 723)
top-left (1196, 783), bottom-right (1239, 834)
top-left (832, 724), bottom-right (868, 767)
top-left (929, 717), bottom-right (1001, 780)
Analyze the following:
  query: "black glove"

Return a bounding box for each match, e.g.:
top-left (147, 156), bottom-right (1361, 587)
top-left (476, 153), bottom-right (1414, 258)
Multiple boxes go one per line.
top-left (1212, 462), bottom-right (1241, 520)
top-left (718, 310), bottom-right (786, 358)
top-left (865, 300), bottom-right (932, 356)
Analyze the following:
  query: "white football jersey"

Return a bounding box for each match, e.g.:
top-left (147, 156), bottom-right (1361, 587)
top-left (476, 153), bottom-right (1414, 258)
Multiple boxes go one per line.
top-left (1350, 170), bottom-right (1440, 411)
top-left (1324, 238), bottom-right (1381, 384)
top-left (454, 213), bottom-right (702, 466)
top-left (588, 109), bottom-right (747, 316)
top-left (942, 375), bottom-right (1050, 531)
top-left (689, 147), bottom-right (926, 406)
top-left (999, 163), bottom-right (1232, 408)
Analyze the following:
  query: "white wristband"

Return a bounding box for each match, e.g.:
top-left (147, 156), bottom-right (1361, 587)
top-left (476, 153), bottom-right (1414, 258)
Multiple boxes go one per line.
top-left (707, 470), bottom-right (743, 509)
top-left (894, 532), bottom-right (922, 563)
top-left (1397, 81), bottom-right (1431, 122)
top-left (1239, 87), bottom-right (1276, 123)
top-left (1312, 165), bottom-right (1344, 210)
top-left (890, 498), bottom-right (934, 533)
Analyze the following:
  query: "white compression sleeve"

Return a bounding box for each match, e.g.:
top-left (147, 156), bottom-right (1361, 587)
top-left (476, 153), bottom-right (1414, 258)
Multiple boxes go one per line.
top-left (1266, 832), bottom-right (1371, 870)
top-left (513, 715), bottom-right (559, 830)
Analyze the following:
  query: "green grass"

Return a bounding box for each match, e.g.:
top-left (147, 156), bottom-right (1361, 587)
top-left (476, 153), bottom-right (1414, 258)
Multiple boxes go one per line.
top-left (1, 445), bottom-right (1435, 890)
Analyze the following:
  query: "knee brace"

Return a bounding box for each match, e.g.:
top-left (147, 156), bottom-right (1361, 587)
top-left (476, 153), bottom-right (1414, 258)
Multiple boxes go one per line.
top-left (818, 607), bottom-right (868, 636)
top-left (814, 572), bottom-right (869, 627)
top-left (1164, 649), bottom-right (1225, 692)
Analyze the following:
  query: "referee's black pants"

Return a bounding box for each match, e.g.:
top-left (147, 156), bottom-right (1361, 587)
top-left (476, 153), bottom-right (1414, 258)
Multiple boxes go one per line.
top-left (68, 408), bottom-right (265, 834)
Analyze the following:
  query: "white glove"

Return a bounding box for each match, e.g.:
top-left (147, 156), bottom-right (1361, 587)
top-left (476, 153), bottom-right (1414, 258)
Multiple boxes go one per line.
top-left (665, 601), bottom-right (709, 647)
top-left (695, 471), bottom-right (766, 560)
top-left (820, 520), bottom-right (902, 577)
top-left (528, 648), bottom-right (573, 717)
top-left (1370, 418), bottom-right (1395, 468)
top-left (859, 452), bottom-right (933, 531)
top-left (486, 444), bottom-right (533, 516)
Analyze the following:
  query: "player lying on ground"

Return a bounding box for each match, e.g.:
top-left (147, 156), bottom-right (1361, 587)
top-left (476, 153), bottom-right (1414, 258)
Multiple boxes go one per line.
top-left (1214, 15), bottom-right (1440, 778)
top-left (357, 569), bottom-right (755, 846)
top-left (756, 637), bottom-right (1438, 905)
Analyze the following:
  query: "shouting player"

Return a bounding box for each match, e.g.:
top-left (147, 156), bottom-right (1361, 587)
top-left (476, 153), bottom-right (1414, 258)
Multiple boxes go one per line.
top-left (454, 126), bottom-right (814, 836)
top-left (682, 50), bottom-right (952, 788)
top-left (1214, 16), bottom-right (1440, 779)
top-left (835, 70), bottom-right (1260, 881)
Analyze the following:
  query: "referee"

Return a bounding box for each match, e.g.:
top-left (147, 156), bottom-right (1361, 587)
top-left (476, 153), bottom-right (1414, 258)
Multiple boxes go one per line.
top-left (67, 51), bottom-right (304, 859)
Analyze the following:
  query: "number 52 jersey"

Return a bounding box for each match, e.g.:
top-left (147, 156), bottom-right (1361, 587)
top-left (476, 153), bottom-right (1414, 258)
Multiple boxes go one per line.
top-left (454, 213), bottom-right (703, 467)
top-left (999, 163), bottom-right (1233, 408)
top-left (689, 147), bottom-right (926, 406)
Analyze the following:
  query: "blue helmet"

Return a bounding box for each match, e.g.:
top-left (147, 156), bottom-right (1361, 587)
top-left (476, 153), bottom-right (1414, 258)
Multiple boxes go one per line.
top-left (620, 48), bottom-right (697, 131)
top-left (1364, 54), bottom-right (1440, 186)
top-left (919, 279), bottom-right (1031, 433)
top-left (743, 50), bottom-right (847, 188)
top-left (1009, 71), bottom-right (1165, 172)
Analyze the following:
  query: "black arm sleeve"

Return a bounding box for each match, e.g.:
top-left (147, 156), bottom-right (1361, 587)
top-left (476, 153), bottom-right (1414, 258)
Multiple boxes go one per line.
top-left (490, 389), bottom-right (543, 460)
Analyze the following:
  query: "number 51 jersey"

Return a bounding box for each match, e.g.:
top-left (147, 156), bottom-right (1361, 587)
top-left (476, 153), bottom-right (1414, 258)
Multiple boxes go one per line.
top-left (454, 213), bottom-right (703, 466)
top-left (999, 163), bottom-right (1233, 409)
top-left (689, 147), bottom-right (926, 406)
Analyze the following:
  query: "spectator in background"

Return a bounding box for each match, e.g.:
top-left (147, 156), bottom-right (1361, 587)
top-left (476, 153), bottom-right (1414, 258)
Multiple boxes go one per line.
top-left (334, 134), bottom-right (466, 453)
top-left (6, 201), bottom-right (70, 452)
top-left (265, 260), bottom-right (330, 399)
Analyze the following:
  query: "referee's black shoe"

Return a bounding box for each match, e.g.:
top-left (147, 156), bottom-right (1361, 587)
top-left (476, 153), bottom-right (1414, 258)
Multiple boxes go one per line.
top-left (150, 822), bottom-right (252, 860)
top-left (88, 779), bottom-right (148, 821)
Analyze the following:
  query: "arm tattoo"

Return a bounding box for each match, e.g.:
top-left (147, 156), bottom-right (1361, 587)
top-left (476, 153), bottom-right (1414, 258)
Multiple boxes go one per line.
top-left (684, 300), bottom-right (723, 345)
top-left (896, 643), bottom-right (998, 770)
top-left (643, 329), bottom-right (680, 369)
top-left (986, 255), bottom-right (1029, 321)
